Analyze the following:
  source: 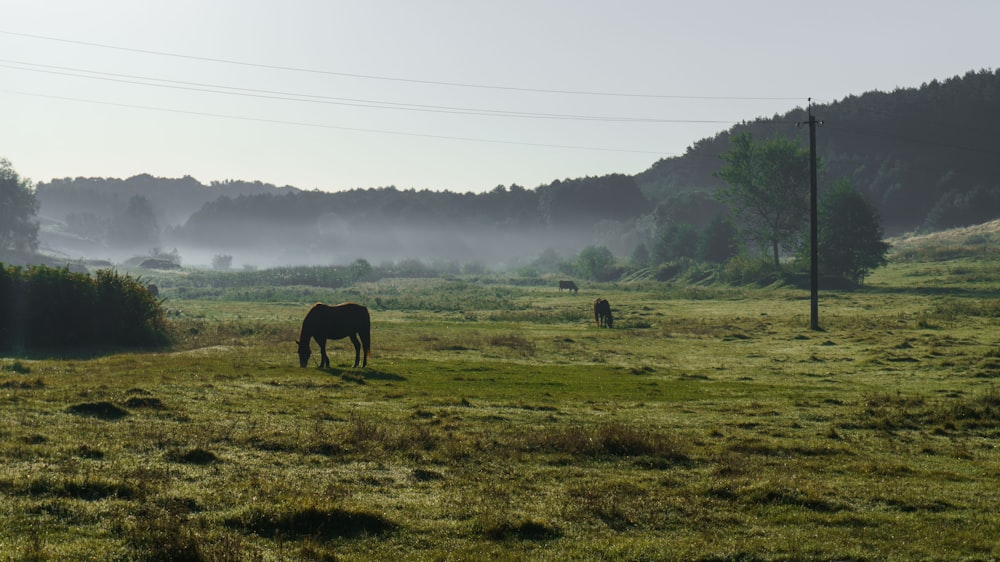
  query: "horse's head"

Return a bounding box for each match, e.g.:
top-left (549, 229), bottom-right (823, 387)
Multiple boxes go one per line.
top-left (296, 340), bottom-right (311, 367)
top-left (606, 313), bottom-right (614, 328)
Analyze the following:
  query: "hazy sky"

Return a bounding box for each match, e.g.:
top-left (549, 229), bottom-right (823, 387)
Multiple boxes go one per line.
top-left (2, 1), bottom-right (996, 193)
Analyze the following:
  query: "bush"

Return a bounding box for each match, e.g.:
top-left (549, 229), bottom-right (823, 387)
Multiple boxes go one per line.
top-left (719, 255), bottom-right (782, 286)
top-left (0, 264), bottom-right (170, 351)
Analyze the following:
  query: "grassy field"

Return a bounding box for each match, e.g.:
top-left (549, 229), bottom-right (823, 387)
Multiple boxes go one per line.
top-left (2, 245), bottom-right (999, 560)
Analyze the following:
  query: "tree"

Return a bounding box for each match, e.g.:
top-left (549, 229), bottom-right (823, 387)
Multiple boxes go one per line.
top-left (652, 223), bottom-right (699, 264)
top-left (110, 195), bottom-right (160, 249)
top-left (924, 184), bottom-right (1000, 231)
top-left (818, 179), bottom-right (890, 285)
top-left (349, 258), bottom-right (374, 281)
top-left (0, 159), bottom-right (40, 253)
top-left (212, 254), bottom-right (233, 270)
top-left (697, 214), bottom-right (741, 263)
top-left (715, 133), bottom-right (812, 266)
top-left (631, 242), bottom-right (651, 267)
top-left (575, 245), bottom-right (617, 281)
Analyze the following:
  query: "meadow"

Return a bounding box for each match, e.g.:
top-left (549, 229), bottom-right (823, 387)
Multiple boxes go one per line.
top-left (1, 242), bottom-right (999, 560)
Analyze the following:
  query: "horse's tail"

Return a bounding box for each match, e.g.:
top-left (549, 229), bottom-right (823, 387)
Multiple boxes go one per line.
top-left (361, 308), bottom-right (372, 358)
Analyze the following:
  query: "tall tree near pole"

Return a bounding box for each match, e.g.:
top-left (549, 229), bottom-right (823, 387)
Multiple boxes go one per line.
top-left (715, 134), bottom-right (811, 268)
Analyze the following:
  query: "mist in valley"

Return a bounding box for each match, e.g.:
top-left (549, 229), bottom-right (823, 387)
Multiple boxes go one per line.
top-left (34, 174), bottom-right (647, 274)
top-left (38, 204), bottom-right (624, 274)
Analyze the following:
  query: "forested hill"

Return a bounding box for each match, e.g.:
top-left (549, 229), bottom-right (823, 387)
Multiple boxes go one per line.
top-left (637, 68), bottom-right (1000, 234)
top-left (37, 175), bottom-right (299, 228)
top-left (171, 175), bottom-right (649, 265)
top-left (35, 69), bottom-right (1000, 266)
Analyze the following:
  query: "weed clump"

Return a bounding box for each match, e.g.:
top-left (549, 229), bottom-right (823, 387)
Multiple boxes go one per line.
top-left (482, 519), bottom-right (561, 541)
top-left (856, 389), bottom-right (1000, 431)
top-left (228, 505), bottom-right (397, 539)
top-left (489, 333), bottom-right (536, 356)
top-left (66, 401), bottom-right (128, 420)
top-left (19, 476), bottom-right (140, 501)
top-left (126, 507), bottom-right (207, 562)
top-left (169, 448), bottom-right (219, 465)
top-left (526, 423), bottom-right (690, 463)
top-left (3, 360), bottom-right (30, 373)
top-left (75, 444), bottom-right (104, 459)
top-left (0, 377), bottom-right (44, 389)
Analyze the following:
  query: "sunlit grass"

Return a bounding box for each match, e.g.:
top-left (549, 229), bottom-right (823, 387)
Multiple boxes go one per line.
top-left (1, 255), bottom-right (999, 560)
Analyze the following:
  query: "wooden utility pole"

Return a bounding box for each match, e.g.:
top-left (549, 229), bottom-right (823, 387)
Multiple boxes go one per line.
top-left (807, 101), bottom-right (821, 331)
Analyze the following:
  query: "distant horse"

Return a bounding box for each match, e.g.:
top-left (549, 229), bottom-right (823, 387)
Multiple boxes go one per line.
top-left (594, 298), bottom-right (613, 328)
top-left (146, 283), bottom-right (159, 297)
top-left (296, 303), bottom-right (371, 368)
top-left (558, 280), bottom-right (579, 294)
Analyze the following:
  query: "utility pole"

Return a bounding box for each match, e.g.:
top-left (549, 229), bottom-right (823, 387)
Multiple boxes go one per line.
top-left (807, 101), bottom-right (821, 331)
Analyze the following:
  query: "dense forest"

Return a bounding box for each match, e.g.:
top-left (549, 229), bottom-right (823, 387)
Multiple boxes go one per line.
top-left (34, 69), bottom-right (1000, 269)
top-left (637, 69), bottom-right (1000, 234)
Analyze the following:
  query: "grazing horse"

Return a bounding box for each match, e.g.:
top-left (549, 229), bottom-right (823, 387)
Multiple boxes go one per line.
top-left (558, 280), bottom-right (579, 294)
top-left (146, 283), bottom-right (159, 297)
top-left (296, 303), bottom-right (371, 368)
top-left (594, 298), bottom-right (613, 328)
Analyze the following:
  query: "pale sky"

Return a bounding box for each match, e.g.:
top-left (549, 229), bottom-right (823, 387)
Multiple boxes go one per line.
top-left (2, 1), bottom-right (996, 193)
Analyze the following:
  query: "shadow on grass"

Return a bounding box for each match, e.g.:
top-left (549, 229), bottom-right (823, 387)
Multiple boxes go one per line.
top-left (862, 285), bottom-right (999, 299)
top-left (321, 367), bottom-right (407, 383)
top-left (0, 344), bottom-right (170, 361)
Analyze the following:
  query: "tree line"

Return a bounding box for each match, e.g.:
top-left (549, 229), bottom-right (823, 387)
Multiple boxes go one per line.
top-left (637, 69), bottom-right (1000, 234)
top-left (6, 69), bottom-right (997, 283)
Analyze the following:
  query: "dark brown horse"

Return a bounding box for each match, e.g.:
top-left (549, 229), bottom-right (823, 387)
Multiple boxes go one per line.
top-left (594, 298), bottom-right (613, 328)
top-left (297, 303), bottom-right (371, 368)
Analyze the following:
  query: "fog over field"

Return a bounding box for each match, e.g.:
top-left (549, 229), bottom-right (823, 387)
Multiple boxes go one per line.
top-left (177, 226), bottom-right (596, 271)
top-left (38, 208), bottom-right (611, 271)
top-left (34, 174), bottom-right (646, 271)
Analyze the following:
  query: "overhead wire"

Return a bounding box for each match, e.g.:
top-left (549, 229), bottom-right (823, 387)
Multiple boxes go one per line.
top-left (4, 89), bottom-right (673, 156)
top-left (0, 59), bottom-right (738, 124)
top-left (13, 28), bottom-right (991, 163)
top-left (0, 29), bottom-right (759, 157)
top-left (0, 29), bottom-right (805, 101)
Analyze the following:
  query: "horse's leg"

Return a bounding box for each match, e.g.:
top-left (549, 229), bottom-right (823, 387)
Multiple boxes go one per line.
top-left (318, 338), bottom-right (330, 368)
top-left (349, 334), bottom-right (361, 368)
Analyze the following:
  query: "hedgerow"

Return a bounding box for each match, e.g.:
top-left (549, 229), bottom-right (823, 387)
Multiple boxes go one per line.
top-left (0, 264), bottom-right (169, 351)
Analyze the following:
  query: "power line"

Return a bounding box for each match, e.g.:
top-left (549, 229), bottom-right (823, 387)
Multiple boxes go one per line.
top-left (3, 89), bottom-right (677, 156)
top-left (0, 59), bottom-right (738, 125)
top-left (0, 29), bottom-right (805, 102)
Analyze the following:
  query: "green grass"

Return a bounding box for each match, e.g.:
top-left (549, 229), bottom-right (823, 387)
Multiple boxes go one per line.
top-left (1, 257), bottom-right (999, 560)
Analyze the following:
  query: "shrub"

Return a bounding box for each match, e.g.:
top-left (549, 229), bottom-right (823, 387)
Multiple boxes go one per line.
top-left (719, 255), bottom-right (782, 286)
top-left (0, 264), bottom-right (170, 351)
